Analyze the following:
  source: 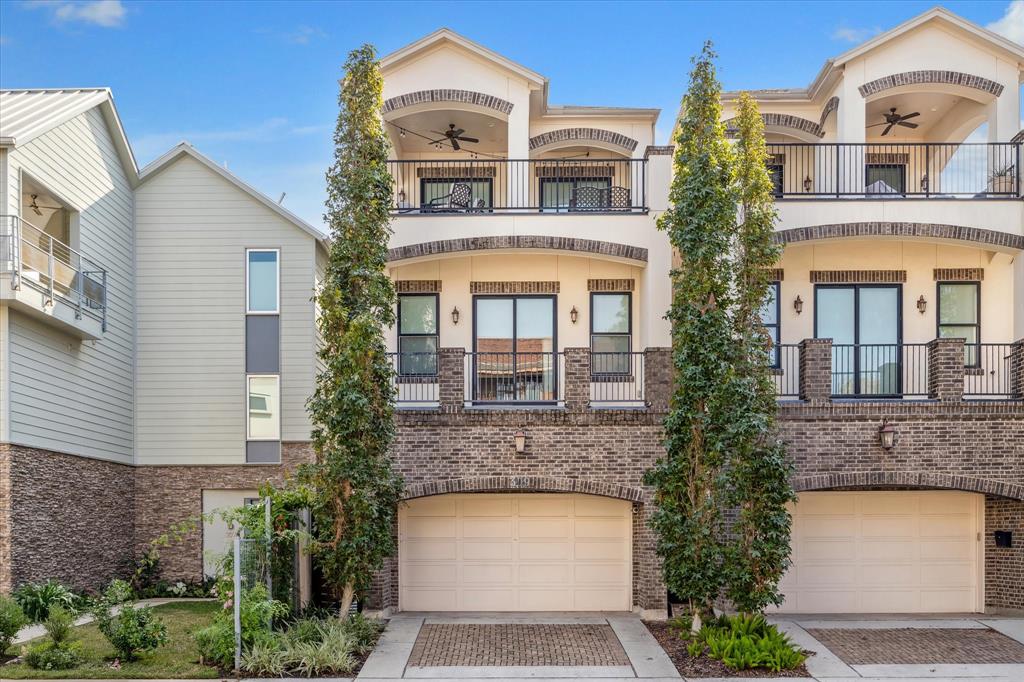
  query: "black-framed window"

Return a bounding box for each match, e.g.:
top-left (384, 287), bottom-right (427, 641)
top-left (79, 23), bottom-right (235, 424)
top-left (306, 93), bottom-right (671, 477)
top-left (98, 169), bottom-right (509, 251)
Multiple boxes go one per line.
top-left (767, 165), bottom-right (784, 197)
top-left (937, 282), bottom-right (980, 367)
top-left (473, 295), bottom-right (557, 402)
top-left (540, 177), bottom-right (612, 212)
top-left (420, 178), bottom-right (492, 208)
top-left (398, 294), bottom-right (438, 375)
top-left (865, 164), bottom-right (906, 194)
top-left (759, 282), bottom-right (781, 367)
top-left (591, 292), bottom-right (631, 375)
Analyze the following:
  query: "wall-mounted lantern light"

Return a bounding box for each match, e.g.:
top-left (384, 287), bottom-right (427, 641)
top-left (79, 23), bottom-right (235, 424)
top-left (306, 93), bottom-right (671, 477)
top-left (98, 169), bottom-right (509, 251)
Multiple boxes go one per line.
top-left (398, 188), bottom-right (407, 204)
top-left (514, 429), bottom-right (527, 454)
top-left (878, 419), bottom-right (897, 450)
top-left (570, 306), bottom-right (579, 325)
top-left (920, 174), bottom-right (929, 193)
top-left (916, 295), bottom-right (927, 314)
top-left (451, 306), bottom-right (460, 325)
top-left (803, 175), bottom-right (812, 192)
top-left (793, 295), bottom-right (803, 315)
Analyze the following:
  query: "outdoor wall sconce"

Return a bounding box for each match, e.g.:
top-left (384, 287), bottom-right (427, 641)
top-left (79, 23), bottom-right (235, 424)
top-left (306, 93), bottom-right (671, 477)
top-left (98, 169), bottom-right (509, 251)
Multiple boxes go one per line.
top-left (570, 306), bottom-right (579, 324)
top-left (451, 306), bottom-right (460, 325)
top-left (514, 429), bottom-right (527, 454)
top-left (793, 295), bottom-right (803, 315)
top-left (920, 174), bottom-right (929, 192)
top-left (398, 188), bottom-right (407, 203)
top-left (803, 175), bottom-right (812, 192)
top-left (916, 295), bottom-right (927, 314)
top-left (878, 419), bottom-right (897, 450)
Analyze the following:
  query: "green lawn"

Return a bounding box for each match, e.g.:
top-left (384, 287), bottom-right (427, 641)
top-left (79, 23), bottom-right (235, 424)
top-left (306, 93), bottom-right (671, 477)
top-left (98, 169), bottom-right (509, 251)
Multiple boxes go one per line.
top-left (2, 601), bottom-right (222, 679)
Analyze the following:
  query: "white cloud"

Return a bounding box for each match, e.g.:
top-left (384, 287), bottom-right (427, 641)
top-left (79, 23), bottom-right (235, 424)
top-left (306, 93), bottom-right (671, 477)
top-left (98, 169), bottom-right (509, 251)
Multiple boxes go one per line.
top-left (830, 25), bottom-right (882, 44)
top-left (987, 1), bottom-right (1024, 45)
top-left (25, 0), bottom-right (126, 28)
top-left (284, 25), bottom-right (326, 45)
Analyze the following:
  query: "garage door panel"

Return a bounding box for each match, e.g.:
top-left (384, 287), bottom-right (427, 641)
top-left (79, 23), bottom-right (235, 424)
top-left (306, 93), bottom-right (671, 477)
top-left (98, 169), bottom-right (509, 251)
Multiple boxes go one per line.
top-left (406, 496), bottom-right (457, 516)
top-left (778, 492), bottom-right (981, 614)
top-left (400, 494), bottom-right (631, 612)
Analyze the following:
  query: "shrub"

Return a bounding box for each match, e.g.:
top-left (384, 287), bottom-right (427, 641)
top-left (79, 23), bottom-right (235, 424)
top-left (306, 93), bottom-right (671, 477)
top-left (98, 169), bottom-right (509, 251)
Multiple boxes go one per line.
top-left (13, 580), bottom-right (77, 622)
top-left (194, 620), bottom-right (235, 670)
top-left (691, 613), bottom-right (806, 673)
top-left (238, 614), bottom-right (383, 677)
top-left (24, 641), bottom-right (82, 670)
top-left (95, 604), bottom-right (168, 661)
top-left (240, 634), bottom-right (288, 677)
top-left (103, 579), bottom-right (135, 605)
top-left (43, 605), bottom-right (75, 645)
top-left (195, 585), bottom-right (288, 670)
top-left (0, 596), bottom-right (29, 654)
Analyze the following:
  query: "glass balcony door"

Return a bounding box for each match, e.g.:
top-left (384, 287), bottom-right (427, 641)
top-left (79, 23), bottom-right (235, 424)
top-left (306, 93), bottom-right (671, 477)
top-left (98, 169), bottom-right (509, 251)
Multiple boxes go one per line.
top-left (473, 296), bottom-right (556, 402)
top-left (816, 284), bottom-right (901, 396)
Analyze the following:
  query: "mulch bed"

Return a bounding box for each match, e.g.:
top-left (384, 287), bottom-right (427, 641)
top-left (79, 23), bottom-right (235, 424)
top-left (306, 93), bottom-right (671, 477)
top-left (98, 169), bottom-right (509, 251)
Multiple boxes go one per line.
top-left (644, 620), bottom-right (812, 678)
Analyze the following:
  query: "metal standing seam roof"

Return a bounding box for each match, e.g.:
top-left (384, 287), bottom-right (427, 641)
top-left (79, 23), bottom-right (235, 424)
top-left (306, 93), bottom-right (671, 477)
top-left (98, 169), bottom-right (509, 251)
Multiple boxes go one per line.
top-left (0, 88), bottom-right (112, 144)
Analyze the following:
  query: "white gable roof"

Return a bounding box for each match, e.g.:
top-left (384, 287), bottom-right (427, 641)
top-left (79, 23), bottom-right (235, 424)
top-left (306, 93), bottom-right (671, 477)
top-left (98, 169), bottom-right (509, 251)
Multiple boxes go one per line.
top-left (380, 28), bottom-right (546, 86)
top-left (0, 88), bottom-right (140, 184)
top-left (138, 142), bottom-right (328, 244)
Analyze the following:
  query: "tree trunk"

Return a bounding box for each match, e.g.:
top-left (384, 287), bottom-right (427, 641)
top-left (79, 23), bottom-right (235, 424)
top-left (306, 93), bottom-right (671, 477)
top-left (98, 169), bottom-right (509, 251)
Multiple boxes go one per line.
top-left (339, 581), bottom-right (356, 618)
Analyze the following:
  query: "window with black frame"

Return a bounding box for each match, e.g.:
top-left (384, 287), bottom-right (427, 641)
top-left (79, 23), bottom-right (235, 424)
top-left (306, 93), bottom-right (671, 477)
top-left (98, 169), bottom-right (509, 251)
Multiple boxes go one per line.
top-left (398, 294), bottom-right (438, 375)
top-left (767, 165), bottom-right (784, 197)
top-left (420, 179), bottom-right (492, 210)
top-left (759, 282), bottom-right (781, 367)
top-left (937, 282), bottom-right (980, 367)
top-left (591, 292), bottom-right (631, 375)
top-left (865, 164), bottom-right (906, 194)
top-left (541, 177), bottom-right (612, 212)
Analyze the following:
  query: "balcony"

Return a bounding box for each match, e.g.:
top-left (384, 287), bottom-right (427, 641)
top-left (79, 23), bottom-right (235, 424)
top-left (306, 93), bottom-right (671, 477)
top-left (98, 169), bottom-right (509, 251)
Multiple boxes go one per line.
top-left (0, 215), bottom-right (107, 339)
top-left (387, 158), bottom-right (648, 215)
top-left (766, 142), bottom-right (1021, 199)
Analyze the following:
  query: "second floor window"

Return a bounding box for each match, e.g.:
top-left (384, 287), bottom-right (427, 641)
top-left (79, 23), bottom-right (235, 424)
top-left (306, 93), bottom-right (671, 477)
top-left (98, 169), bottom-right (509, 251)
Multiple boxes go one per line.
top-left (247, 375), bottom-right (280, 440)
top-left (542, 177), bottom-right (611, 212)
top-left (866, 164), bottom-right (906, 195)
top-left (398, 294), bottom-right (438, 375)
top-left (591, 292), bottom-right (631, 375)
top-left (938, 282), bottom-right (980, 366)
top-left (759, 282), bottom-right (780, 367)
top-left (247, 249), bottom-right (279, 313)
top-left (768, 165), bottom-right (784, 197)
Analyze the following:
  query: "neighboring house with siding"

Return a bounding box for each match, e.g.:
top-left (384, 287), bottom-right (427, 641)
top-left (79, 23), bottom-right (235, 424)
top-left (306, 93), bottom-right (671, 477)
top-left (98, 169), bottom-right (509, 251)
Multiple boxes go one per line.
top-left (2, 6), bottom-right (1024, 617)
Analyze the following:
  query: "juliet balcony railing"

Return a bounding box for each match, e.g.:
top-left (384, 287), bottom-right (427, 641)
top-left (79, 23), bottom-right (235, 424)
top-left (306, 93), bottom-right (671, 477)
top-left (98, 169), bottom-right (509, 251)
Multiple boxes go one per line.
top-left (765, 142), bottom-right (1021, 198)
top-left (387, 158), bottom-right (648, 214)
top-left (0, 215), bottom-right (107, 330)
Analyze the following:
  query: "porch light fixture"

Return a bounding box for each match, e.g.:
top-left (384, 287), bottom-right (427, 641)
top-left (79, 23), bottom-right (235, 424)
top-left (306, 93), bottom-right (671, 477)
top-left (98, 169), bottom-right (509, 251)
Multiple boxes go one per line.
top-left (920, 174), bottom-right (929, 192)
top-left (803, 175), bottom-right (812, 192)
top-left (513, 429), bottom-right (527, 454)
top-left (570, 306), bottom-right (579, 324)
top-left (793, 295), bottom-right (803, 315)
top-left (878, 419), bottom-right (897, 450)
top-left (398, 188), bottom-right (406, 204)
top-left (916, 295), bottom-right (927, 314)
top-left (451, 306), bottom-right (460, 325)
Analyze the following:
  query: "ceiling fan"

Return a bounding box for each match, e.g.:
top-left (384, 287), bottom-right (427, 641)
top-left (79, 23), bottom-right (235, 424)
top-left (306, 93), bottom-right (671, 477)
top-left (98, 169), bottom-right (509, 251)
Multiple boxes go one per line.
top-left (429, 124), bottom-right (479, 151)
top-left (867, 107), bottom-right (920, 136)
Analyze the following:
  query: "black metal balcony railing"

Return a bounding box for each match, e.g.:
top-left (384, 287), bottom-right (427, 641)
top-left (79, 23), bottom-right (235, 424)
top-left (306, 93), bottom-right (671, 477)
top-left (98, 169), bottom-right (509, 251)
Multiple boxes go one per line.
top-left (387, 159), bottom-right (648, 214)
top-left (387, 352), bottom-right (440, 406)
top-left (773, 344), bottom-right (801, 399)
top-left (590, 351), bottom-right (645, 406)
top-left (831, 343), bottom-right (930, 398)
top-left (964, 343), bottom-right (1016, 399)
top-left (766, 142), bottom-right (1021, 198)
top-left (467, 351), bottom-right (564, 405)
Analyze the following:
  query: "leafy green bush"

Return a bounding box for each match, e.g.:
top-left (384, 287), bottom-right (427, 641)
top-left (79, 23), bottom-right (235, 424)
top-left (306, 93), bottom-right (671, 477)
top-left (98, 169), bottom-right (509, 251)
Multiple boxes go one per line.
top-left (95, 604), bottom-right (168, 661)
top-left (13, 580), bottom-right (78, 623)
top-left (684, 613), bottom-right (806, 673)
top-left (0, 595), bottom-right (29, 654)
top-left (195, 584), bottom-right (289, 670)
top-left (194, 620), bottom-right (235, 669)
top-left (238, 614), bottom-right (383, 677)
top-left (24, 641), bottom-right (82, 670)
top-left (43, 605), bottom-right (75, 646)
top-left (240, 635), bottom-right (288, 676)
top-left (103, 579), bottom-right (135, 605)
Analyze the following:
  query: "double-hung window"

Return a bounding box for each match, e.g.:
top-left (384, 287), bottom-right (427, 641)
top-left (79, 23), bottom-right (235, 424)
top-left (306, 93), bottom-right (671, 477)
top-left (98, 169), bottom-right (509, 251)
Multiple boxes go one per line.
top-left (759, 282), bottom-right (781, 367)
top-left (247, 249), bottom-right (279, 313)
top-left (937, 282), bottom-right (980, 366)
top-left (591, 292), bottom-right (631, 375)
top-left (398, 294), bottom-right (439, 375)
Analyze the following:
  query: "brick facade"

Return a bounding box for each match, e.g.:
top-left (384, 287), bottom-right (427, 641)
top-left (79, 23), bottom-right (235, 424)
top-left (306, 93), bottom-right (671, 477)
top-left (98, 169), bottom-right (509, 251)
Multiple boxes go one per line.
top-left (382, 89), bottom-right (514, 116)
top-left (388, 235), bottom-right (648, 264)
top-left (858, 70), bottom-right (1004, 98)
top-left (528, 128), bottom-right (639, 152)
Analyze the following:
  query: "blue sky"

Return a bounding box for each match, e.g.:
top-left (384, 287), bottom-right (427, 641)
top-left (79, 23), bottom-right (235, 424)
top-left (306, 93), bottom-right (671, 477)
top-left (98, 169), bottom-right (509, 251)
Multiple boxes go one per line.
top-left (1, 0), bottom-right (1021, 229)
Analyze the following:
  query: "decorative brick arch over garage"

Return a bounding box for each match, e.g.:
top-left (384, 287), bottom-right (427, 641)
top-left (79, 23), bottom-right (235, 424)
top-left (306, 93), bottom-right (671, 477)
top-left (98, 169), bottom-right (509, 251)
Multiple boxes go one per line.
top-left (858, 71), bottom-right (1004, 98)
top-left (773, 222), bottom-right (1024, 251)
top-left (793, 471), bottom-right (1024, 501)
top-left (382, 89), bottom-right (515, 116)
top-left (529, 128), bottom-right (639, 153)
top-left (388, 235), bottom-right (649, 263)
top-left (403, 476), bottom-right (647, 503)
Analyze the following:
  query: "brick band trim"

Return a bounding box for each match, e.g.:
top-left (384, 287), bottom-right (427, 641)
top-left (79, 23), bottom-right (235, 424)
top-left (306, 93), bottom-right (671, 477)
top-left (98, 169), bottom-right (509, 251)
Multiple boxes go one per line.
top-left (395, 280), bottom-right (442, 293)
top-left (388, 236), bottom-right (648, 263)
top-left (470, 281), bottom-right (560, 294)
top-left (773, 222), bottom-right (1024, 251)
top-left (819, 96), bottom-right (839, 128)
top-left (644, 145), bottom-right (674, 157)
top-left (766, 268), bottom-right (784, 282)
top-left (934, 268), bottom-right (984, 281)
top-left (403, 476), bottom-right (646, 503)
top-left (794, 471), bottom-right (1024, 501)
top-left (383, 89), bottom-right (514, 116)
top-left (858, 71), bottom-right (1004, 98)
top-left (529, 128), bottom-right (639, 152)
top-left (588, 278), bottom-right (634, 292)
top-left (726, 113), bottom-right (824, 139)
top-left (811, 270), bottom-right (906, 283)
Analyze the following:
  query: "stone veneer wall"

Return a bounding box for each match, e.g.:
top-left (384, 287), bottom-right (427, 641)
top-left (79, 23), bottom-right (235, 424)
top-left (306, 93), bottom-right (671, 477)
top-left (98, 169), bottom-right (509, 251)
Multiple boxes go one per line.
top-left (0, 444), bottom-right (135, 593)
top-left (985, 496), bottom-right (1024, 611)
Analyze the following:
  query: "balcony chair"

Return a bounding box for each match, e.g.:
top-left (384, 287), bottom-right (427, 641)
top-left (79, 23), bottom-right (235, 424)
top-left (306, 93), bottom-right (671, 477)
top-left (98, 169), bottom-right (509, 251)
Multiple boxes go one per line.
top-left (569, 185), bottom-right (632, 211)
top-left (424, 182), bottom-right (473, 212)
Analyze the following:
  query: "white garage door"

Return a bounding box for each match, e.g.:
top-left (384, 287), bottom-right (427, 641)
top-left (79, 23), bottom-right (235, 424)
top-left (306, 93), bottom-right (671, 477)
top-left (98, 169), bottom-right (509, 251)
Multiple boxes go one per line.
top-left (778, 491), bottom-right (982, 613)
top-left (399, 493), bottom-right (632, 611)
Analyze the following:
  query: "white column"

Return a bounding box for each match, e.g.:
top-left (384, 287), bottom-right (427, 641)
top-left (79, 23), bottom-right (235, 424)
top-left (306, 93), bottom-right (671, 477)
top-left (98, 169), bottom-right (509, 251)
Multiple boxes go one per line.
top-left (640, 153), bottom-right (673, 349)
top-left (1014, 249), bottom-right (1024, 341)
top-left (837, 75), bottom-right (867, 195)
top-left (505, 90), bottom-right (531, 211)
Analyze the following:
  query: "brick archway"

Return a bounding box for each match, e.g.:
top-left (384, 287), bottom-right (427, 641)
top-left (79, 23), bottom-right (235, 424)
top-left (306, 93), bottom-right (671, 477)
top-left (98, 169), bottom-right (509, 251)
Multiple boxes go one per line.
top-left (529, 128), bottom-right (639, 153)
top-left (382, 89), bottom-right (514, 116)
top-left (859, 71), bottom-right (1004, 98)
top-left (403, 476), bottom-right (646, 503)
top-left (793, 471), bottom-right (1024, 501)
top-left (725, 113), bottom-right (825, 139)
top-left (773, 222), bottom-right (1024, 251)
top-left (388, 235), bottom-right (649, 264)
